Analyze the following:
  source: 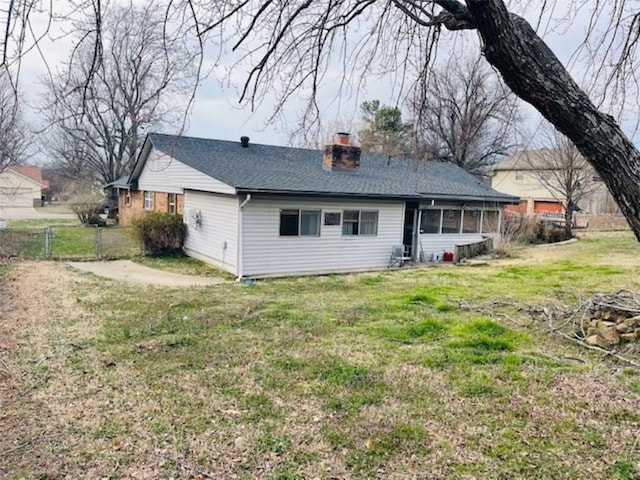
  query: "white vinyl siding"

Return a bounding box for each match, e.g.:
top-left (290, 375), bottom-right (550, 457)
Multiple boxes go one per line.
top-left (419, 233), bottom-right (487, 261)
top-left (138, 150), bottom-right (235, 195)
top-left (241, 196), bottom-right (404, 277)
top-left (183, 190), bottom-right (239, 275)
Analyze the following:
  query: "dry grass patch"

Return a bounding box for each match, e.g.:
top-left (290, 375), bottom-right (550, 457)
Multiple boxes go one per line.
top-left (1, 233), bottom-right (640, 478)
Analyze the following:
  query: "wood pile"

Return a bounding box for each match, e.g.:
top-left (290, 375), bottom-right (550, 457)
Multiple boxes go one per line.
top-left (583, 292), bottom-right (640, 349)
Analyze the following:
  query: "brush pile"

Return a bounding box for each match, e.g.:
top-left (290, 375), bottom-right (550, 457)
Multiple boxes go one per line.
top-left (459, 290), bottom-right (640, 367)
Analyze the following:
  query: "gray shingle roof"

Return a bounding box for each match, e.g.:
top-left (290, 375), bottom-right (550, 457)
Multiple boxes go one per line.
top-left (144, 133), bottom-right (518, 203)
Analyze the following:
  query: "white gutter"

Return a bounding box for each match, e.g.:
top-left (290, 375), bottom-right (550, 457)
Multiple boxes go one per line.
top-left (236, 194), bottom-right (252, 281)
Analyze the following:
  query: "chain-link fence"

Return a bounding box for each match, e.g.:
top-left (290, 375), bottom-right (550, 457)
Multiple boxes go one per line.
top-left (0, 226), bottom-right (141, 260)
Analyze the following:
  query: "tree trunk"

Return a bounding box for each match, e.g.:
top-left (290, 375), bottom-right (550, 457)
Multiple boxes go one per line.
top-left (466, 0), bottom-right (640, 240)
top-left (565, 201), bottom-right (574, 239)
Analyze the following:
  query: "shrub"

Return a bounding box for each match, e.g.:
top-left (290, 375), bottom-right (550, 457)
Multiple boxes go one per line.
top-left (131, 212), bottom-right (186, 255)
top-left (70, 192), bottom-right (105, 226)
top-left (500, 212), bottom-right (572, 246)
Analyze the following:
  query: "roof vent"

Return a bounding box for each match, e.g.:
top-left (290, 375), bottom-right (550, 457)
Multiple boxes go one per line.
top-left (240, 136), bottom-right (250, 148)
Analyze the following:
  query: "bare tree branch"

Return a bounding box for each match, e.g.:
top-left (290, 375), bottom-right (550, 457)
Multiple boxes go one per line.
top-left (411, 55), bottom-right (521, 180)
top-left (0, 72), bottom-right (27, 173)
top-left (41, 1), bottom-right (198, 191)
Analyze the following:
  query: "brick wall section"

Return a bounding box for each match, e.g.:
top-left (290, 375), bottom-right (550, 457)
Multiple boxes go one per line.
top-left (117, 190), bottom-right (185, 226)
top-left (155, 192), bottom-right (170, 212)
top-left (118, 190), bottom-right (145, 226)
top-left (153, 192), bottom-right (185, 215)
top-left (576, 214), bottom-right (631, 231)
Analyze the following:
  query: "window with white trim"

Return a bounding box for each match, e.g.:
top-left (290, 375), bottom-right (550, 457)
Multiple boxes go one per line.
top-left (342, 210), bottom-right (378, 236)
top-left (125, 190), bottom-right (131, 206)
top-left (279, 209), bottom-right (321, 236)
top-left (144, 191), bottom-right (154, 210)
top-left (168, 193), bottom-right (177, 213)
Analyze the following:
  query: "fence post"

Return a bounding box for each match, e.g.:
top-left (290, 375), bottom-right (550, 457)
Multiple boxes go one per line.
top-left (96, 227), bottom-right (103, 259)
top-left (44, 227), bottom-right (52, 258)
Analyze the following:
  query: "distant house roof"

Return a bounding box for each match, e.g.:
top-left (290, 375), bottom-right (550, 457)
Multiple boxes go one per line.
top-left (129, 133), bottom-right (519, 204)
top-left (493, 149), bottom-right (571, 172)
top-left (7, 165), bottom-right (48, 188)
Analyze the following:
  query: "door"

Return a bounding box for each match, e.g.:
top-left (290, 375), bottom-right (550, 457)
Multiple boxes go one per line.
top-left (403, 201), bottom-right (419, 259)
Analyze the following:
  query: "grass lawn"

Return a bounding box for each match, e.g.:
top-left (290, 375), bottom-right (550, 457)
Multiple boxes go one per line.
top-left (35, 203), bottom-right (75, 214)
top-left (6, 218), bottom-right (80, 228)
top-left (1, 231), bottom-right (639, 479)
top-left (133, 253), bottom-right (235, 279)
top-left (2, 220), bottom-right (141, 259)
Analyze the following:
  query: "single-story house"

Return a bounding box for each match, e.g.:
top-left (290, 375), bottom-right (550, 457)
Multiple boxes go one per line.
top-left (0, 165), bottom-right (49, 207)
top-left (114, 132), bottom-right (518, 278)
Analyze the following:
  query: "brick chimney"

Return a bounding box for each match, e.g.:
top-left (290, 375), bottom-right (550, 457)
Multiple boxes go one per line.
top-left (323, 132), bottom-right (361, 171)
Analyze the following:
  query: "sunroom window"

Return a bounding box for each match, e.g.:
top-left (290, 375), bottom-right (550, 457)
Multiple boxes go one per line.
top-left (462, 210), bottom-right (481, 233)
top-left (441, 209), bottom-right (462, 233)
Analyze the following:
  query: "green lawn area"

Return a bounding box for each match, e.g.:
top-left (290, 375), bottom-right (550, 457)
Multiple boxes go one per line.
top-left (2, 220), bottom-right (141, 259)
top-left (1, 231), bottom-right (639, 478)
top-left (35, 203), bottom-right (75, 214)
top-left (6, 218), bottom-right (80, 228)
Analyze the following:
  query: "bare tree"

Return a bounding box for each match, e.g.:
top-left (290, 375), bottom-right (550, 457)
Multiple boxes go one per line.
top-left (3, 1), bottom-right (640, 239)
top-left (41, 2), bottom-right (196, 193)
top-left (358, 100), bottom-right (412, 157)
top-left (526, 134), bottom-right (601, 237)
top-left (412, 56), bottom-right (520, 180)
top-left (184, 0), bottom-right (640, 240)
top-left (0, 73), bottom-right (27, 173)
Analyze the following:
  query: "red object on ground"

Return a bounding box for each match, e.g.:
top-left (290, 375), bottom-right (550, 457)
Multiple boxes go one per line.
top-left (442, 251), bottom-right (454, 262)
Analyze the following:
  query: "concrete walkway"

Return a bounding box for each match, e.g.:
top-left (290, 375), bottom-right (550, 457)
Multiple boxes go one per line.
top-left (67, 260), bottom-right (227, 287)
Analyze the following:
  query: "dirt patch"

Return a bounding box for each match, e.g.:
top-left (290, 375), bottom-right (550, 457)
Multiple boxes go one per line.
top-left (0, 262), bottom-right (92, 477)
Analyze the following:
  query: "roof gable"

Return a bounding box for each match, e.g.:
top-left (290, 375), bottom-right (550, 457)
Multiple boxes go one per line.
top-left (5, 165), bottom-right (47, 188)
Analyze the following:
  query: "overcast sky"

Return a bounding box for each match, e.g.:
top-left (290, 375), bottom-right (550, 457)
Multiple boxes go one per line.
top-left (8, 1), bottom-right (638, 152)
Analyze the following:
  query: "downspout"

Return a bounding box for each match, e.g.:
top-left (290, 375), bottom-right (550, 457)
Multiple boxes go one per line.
top-left (236, 194), bottom-right (252, 281)
top-left (415, 209), bottom-right (422, 262)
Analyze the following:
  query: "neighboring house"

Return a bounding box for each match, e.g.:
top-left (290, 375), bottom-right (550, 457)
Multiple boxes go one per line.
top-left (491, 150), bottom-right (618, 215)
top-left (0, 165), bottom-right (49, 207)
top-left (114, 132), bottom-right (518, 278)
top-left (107, 175), bottom-right (185, 224)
